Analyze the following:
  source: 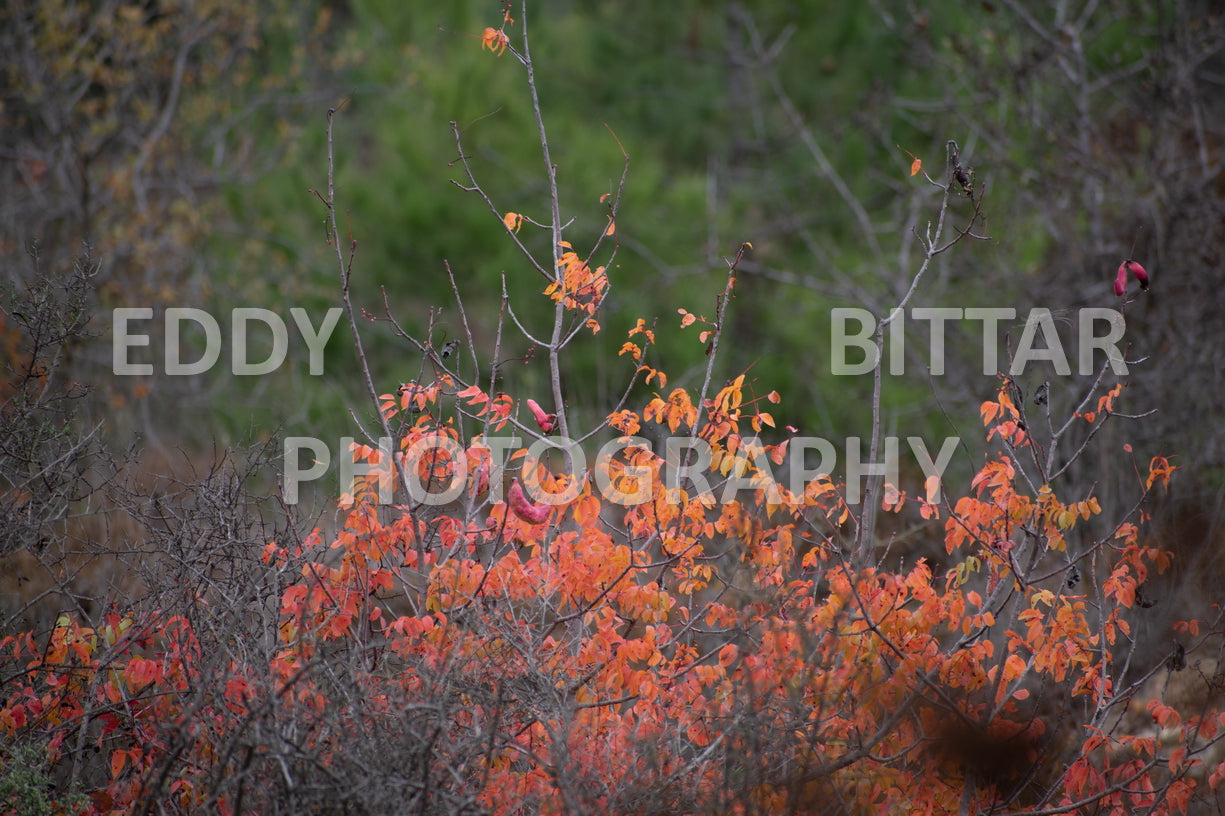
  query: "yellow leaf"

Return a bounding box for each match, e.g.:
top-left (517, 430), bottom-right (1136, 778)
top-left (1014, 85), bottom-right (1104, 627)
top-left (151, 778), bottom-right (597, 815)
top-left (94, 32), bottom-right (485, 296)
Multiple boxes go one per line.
top-left (605, 217), bottom-right (615, 236)
top-left (910, 157), bottom-right (922, 176)
top-left (924, 475), bottom-right (941, 503)
top-left (720, 454), bottom-right (738, 477)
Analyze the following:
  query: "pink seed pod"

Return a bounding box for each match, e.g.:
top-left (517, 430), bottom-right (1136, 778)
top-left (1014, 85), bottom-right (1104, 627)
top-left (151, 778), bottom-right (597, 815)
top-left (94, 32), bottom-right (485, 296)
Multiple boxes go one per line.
top-left (1126, 260), bottom-right (1149, 291)
top-left (525, 398), bottom-right (557, 433)
top-left (508, 478), bottom-right (550, 525)
top-left (1114, 263), bottom-right (1129, 297)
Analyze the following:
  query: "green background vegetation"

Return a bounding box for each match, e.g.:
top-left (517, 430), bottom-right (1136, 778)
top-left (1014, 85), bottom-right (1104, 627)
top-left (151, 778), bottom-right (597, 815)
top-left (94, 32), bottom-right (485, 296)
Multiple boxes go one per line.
top-left (4, 0), bottom-right (1222, 507)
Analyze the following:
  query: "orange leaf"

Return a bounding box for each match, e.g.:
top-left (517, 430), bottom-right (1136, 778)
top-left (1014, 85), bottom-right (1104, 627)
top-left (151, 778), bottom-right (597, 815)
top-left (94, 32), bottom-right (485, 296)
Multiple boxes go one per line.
top-left (481, 27), bottom-right (509, 55)
top-left (619, 342), bottom-right (642, 360)
top-left (628, 318), bottom-right (655, 344)
top-left (456, 385), bottom-right (487, 403)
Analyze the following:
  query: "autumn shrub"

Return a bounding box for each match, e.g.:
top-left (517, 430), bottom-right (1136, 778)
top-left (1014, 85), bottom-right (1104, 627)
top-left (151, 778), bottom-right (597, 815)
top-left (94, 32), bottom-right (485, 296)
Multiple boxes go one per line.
top-left (2, 4), bottom-right (1224, 816)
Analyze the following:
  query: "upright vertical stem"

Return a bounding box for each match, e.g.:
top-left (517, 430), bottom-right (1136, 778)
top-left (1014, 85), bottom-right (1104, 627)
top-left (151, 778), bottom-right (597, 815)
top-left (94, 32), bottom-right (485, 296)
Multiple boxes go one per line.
top-left (518, 3), bottom-right (570, 458)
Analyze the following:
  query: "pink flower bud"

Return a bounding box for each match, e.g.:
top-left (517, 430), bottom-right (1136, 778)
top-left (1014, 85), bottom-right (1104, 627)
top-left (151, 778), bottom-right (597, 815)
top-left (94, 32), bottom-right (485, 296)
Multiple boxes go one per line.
top-left (508, 478), bottom-right (550, 525)
top-left (1114, 262), bottom-right (1128, 296)
top-left (1126, 260), bottom-right (1149, 291)
top-left (526, 398), bottom-right (557, 433)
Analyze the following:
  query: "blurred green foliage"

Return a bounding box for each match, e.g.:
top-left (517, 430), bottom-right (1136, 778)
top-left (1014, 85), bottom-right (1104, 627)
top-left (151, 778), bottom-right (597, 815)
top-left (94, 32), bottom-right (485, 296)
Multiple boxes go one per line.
top-left (11, 0), bottom-right (1204, 493)
top-left (214, 0), bottom-right (1004, 449)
